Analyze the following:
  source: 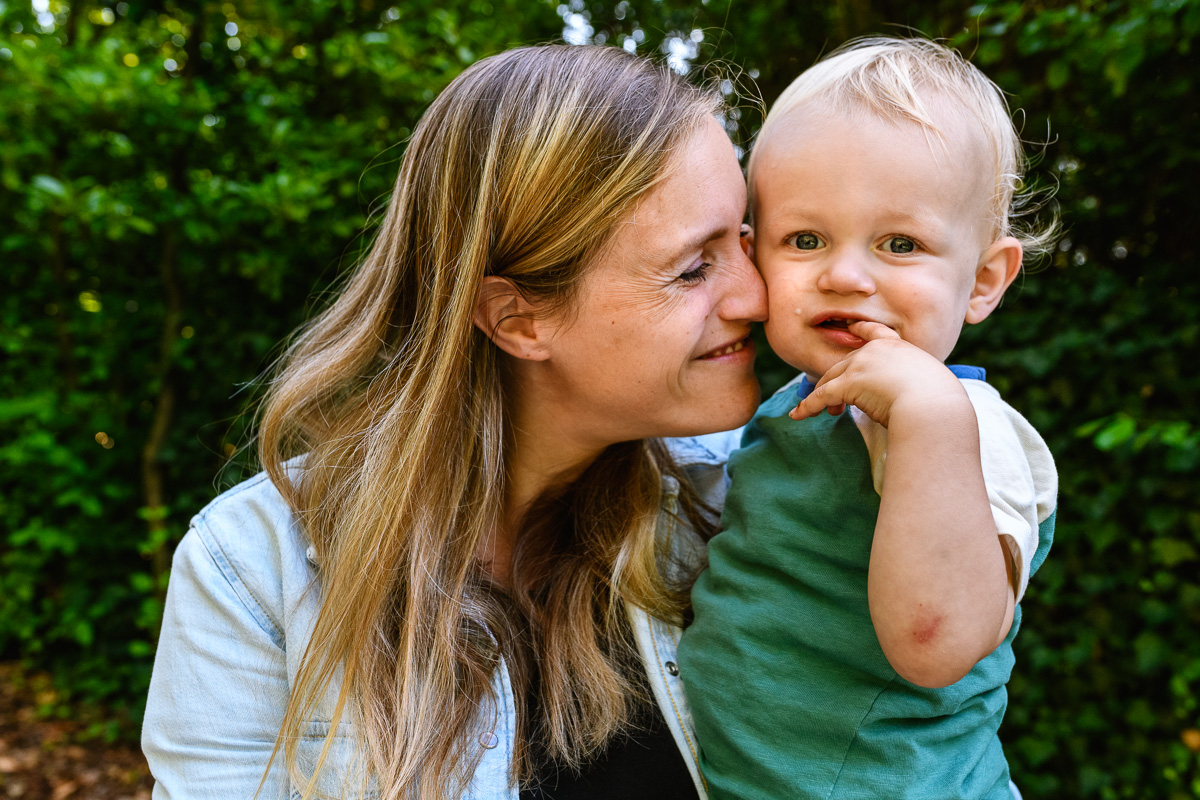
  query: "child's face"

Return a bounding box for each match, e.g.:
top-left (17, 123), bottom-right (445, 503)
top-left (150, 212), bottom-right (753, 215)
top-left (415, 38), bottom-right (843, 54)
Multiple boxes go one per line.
top-left (751, 107), bottom-right (998, 381)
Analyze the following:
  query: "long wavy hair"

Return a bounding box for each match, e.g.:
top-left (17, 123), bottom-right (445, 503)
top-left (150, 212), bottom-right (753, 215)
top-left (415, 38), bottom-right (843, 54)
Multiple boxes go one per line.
top-left (257, 44), bottom-right (722, 800)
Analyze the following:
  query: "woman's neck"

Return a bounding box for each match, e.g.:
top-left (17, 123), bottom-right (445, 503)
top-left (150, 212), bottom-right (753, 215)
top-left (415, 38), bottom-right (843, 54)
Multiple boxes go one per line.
top-left (480, 392), bottom-right (607, 586)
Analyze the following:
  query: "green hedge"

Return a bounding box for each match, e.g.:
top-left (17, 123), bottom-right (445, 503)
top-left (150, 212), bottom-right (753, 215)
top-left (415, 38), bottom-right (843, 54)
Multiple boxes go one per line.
top-left (2, 0), bottom-right (1197, 795)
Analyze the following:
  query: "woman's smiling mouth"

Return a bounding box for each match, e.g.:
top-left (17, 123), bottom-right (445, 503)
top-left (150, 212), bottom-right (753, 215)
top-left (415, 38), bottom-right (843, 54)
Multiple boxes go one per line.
top-left (698, 336), bottom-right (754, 360)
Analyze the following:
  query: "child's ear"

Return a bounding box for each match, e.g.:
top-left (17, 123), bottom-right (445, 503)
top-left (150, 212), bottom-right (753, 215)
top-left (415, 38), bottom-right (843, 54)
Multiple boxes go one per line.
top-left (473, 276), bottom-right (553, 361)
top-left (740, 224), bottom-right (755, 261)
top-left (965, 236), bottom-right (1023, 325)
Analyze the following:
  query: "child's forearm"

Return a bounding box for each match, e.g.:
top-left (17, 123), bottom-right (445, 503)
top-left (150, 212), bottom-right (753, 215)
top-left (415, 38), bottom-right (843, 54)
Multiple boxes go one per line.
top-left (869, 391), bottom-right (1015, 689)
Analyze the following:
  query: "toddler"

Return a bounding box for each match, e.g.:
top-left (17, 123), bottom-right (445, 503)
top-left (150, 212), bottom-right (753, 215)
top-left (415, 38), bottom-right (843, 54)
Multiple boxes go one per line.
top-left (677, 38), bottom-right (1058, 800)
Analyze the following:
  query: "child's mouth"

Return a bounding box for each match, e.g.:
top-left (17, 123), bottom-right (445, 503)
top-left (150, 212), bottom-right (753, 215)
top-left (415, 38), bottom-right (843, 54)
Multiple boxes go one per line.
top-left (814, 317), bottom-right (871, 349)
top-left (818, 318), bottom-right (855, 330)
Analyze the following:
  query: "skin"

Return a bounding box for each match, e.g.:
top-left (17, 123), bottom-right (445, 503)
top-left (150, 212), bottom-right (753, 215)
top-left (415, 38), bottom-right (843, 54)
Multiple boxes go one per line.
top-left (475, 117), bottom-right (768, 583)
top-left (749, 106), bottom-right (1024, 688)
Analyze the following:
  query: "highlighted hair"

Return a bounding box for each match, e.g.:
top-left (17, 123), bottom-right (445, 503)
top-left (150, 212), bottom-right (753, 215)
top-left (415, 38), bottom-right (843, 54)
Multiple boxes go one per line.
top-left (257, 44), bottom-right (721, 800)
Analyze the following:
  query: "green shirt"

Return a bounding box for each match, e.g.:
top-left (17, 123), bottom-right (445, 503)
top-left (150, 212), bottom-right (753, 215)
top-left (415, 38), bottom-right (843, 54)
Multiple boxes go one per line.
top-left (678, 387), bottom-right (1055, 800)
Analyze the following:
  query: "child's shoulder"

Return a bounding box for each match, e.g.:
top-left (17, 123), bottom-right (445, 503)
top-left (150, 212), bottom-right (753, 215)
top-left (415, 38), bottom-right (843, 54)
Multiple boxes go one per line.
top-left (960, 380), bottom-right (1049, 454)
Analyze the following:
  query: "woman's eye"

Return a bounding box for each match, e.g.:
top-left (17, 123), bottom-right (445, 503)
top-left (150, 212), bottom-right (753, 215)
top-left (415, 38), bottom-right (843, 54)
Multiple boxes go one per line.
top-left (679, 262), bottom-right (711, 283)
top-left (883, 236), bottom-right (917, 254)
top-left (789, 233), bottom-right (822, 250)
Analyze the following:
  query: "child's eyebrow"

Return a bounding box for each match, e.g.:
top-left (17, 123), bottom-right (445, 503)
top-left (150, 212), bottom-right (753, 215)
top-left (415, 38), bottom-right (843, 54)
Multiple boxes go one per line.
top-left (875, 208), bottom-right (949, 229)
top-left (767, 205), bottom-right (950, 234)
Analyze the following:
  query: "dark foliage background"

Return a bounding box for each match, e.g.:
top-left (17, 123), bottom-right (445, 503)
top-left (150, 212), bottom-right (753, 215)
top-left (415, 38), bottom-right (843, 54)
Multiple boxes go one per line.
top-left (2, 0), bottom-right (1197, 796)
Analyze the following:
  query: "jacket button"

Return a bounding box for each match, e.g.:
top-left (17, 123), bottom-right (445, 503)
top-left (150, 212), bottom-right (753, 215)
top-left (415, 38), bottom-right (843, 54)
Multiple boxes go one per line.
top-left (665, 661), bottom-right (679, 676)
top-left (480, 731), bottom-right (499, 749)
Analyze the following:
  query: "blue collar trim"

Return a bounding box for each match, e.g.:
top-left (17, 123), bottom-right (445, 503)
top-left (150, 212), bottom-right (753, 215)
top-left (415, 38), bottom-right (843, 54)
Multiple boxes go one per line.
top-left (794, 364), bottom-right (986, 403)
top-left (947, 364), bottom-right (987, 382)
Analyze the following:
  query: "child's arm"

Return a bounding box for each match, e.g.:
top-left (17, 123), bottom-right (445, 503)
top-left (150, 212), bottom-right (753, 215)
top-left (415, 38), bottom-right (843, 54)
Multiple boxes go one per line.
top-left (792, 321), bottom-right (1015, 688)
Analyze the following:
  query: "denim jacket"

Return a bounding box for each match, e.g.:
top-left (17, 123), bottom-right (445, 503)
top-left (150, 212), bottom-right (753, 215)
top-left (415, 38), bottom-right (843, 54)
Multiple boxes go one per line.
top-left (142, 432), bottom-right (739, 800)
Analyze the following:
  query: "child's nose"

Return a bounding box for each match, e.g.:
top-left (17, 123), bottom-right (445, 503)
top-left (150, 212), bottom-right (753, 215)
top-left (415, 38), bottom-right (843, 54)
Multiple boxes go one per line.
top-left (816, 253), bottom-right (876, 295)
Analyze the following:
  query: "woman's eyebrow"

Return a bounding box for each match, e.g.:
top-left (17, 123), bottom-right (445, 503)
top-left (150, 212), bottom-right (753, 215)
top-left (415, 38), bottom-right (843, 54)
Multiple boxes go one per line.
top-left (657, 225), bottom-right (732, 268)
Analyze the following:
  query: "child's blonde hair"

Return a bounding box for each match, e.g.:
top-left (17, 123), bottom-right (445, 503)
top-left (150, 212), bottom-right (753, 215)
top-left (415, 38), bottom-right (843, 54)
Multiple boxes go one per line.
top-left (748, 36), bottom-right (1055, 259)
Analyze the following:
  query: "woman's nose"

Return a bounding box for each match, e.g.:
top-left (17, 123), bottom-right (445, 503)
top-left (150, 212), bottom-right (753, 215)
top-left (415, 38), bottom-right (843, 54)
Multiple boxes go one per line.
top-left (719, 246), bottom-right (768, 322)
top-left (816, 253), bottom-right (876, 296)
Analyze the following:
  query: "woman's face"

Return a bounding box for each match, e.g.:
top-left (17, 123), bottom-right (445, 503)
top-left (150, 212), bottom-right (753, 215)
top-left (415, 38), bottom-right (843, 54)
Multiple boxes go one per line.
top-left (539, 117), bottom-right (768, 446)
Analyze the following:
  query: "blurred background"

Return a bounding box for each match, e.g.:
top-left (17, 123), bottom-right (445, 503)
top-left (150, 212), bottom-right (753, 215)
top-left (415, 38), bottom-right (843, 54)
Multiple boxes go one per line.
top-left (1, 0), bottom-right (1198, 797)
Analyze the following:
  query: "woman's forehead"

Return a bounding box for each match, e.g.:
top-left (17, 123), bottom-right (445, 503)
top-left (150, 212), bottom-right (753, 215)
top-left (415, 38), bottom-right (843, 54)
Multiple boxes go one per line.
top-left (606, 119), bottom-right (746, 267)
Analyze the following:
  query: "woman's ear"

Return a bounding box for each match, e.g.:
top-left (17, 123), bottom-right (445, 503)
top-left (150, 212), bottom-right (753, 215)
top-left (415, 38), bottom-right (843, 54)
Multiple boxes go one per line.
top-left (473, 276), bottom-right (553, 361)
top-left (965, 236), bottom-right (1023, 325)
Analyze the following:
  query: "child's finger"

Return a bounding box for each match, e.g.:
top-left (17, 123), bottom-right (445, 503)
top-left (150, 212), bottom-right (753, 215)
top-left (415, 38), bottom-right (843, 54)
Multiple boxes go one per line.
top-left (790, 369), bottom-right (849, 420)
top-left (790, 389), bottom-right (847, 420)
top-left (846, 320), bottom-right (900, 341)
top-left (790, 400), bottom-right (824, 420)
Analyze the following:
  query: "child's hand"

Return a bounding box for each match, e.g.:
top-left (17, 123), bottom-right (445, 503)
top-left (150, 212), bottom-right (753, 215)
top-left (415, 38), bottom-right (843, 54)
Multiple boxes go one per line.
top-left (792, 321), bottom-right (1013, 686)
top-left (789, 321), bottom-right (969, 428)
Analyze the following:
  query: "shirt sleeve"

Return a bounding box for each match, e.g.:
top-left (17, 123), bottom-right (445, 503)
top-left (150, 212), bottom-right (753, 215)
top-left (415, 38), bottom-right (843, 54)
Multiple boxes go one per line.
top-left (961, 380), bottom-right (1058, 603)
top-left (142, 525), bottom-right (291, 800)
top-left (854, 380), bottom-right (1057, 603)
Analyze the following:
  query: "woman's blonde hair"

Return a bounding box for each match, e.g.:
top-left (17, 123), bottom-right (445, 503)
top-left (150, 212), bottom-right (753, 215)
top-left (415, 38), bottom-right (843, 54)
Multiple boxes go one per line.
top-left (748, 36), bottom-right (1056, 259)
top-left (257, 44), bottom-right (721, 800)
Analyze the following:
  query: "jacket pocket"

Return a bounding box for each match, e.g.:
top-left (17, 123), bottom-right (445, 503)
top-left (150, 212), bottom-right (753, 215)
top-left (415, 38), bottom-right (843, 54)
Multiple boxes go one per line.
top-left (289, 720), bottom-right (378, 800)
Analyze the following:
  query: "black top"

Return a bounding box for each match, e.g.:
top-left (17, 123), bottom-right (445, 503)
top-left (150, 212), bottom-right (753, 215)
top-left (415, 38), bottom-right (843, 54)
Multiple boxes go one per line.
top-left (519, 671), bottom-right (700, 800)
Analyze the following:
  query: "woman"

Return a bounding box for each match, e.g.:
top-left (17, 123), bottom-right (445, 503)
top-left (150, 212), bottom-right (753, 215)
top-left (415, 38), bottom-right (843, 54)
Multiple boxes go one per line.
top-left (142, 44), bottom-right (766, 799)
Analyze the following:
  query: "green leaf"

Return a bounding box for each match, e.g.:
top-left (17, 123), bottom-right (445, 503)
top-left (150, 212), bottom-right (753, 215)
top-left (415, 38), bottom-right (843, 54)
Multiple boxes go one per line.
top-left (129, 572), bottom-right (155, 594)
top-left (136, 505), bottom-right (170, 523)
top-left (31, 174), bottom-right (67, 198)
top-left (1093, 413), bottom-right (1137, 451)
top-left (1152, 539), bottom-right (1198, 567)
top-left (126, 216), bottom-right (157, 235)
top-left (73, 619), bottom-right (94, 647)
top-left (1047, 59), bottom-right (1070, 90)
top-left (0, 393), bottom-right (55, 423)
top-left (1134, 631), bottom-right (1167, 673)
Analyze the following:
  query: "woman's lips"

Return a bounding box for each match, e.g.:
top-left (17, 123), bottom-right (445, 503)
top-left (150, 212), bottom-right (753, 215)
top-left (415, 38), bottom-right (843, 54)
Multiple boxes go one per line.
top-left (698, 336), bottom-right (754, 360)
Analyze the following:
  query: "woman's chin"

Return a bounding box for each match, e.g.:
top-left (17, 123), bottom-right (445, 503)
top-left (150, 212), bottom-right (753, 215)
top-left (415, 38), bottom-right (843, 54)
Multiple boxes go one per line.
top-left (683, 380), bottom-right (762, 437)
top-left (726, 384), bottom-right (764, 429)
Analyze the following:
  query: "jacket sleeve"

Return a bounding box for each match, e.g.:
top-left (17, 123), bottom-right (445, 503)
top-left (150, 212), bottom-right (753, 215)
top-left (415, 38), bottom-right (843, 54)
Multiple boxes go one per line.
top-left (142, 525), bottom-right (291, 799)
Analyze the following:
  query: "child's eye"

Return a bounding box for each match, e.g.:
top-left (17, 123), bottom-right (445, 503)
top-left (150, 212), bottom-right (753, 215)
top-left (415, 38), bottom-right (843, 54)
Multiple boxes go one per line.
top-left (679, 262), bottom-right (711, 283)
top-left (787, 233), bottom-right (823, 250)
top-left (882, 236), bottom-right (917, 254)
